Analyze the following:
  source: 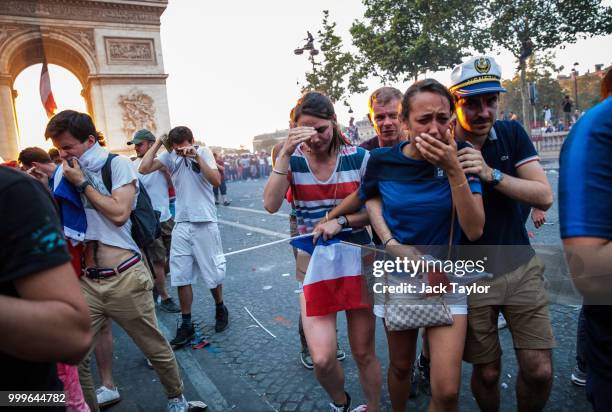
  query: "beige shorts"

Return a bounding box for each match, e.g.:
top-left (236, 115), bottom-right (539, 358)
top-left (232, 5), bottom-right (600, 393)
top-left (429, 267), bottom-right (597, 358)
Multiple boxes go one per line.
top-left (463, 255), bottom-right (555, 364)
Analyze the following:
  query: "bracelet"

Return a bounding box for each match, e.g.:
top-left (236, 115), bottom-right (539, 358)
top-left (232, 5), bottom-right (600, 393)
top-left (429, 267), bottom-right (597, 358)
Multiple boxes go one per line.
top-left (383, 237), bottom-right (398, 247)
top-left (272, 168), bottom-right (288, 176)
top-left (451, 179), bottom-right (468, 190)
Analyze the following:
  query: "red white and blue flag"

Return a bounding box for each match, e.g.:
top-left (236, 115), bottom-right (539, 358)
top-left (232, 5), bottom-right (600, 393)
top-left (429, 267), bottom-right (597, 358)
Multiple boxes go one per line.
top-left (291, 232), bottom-right (371, 316)
top-left (40, 60), bottom-right (57, 118)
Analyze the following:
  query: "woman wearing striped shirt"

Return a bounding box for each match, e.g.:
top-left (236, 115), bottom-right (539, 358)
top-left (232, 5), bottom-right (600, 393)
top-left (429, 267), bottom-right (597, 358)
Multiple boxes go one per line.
top-left (264, 92), bottom-right (381, 412)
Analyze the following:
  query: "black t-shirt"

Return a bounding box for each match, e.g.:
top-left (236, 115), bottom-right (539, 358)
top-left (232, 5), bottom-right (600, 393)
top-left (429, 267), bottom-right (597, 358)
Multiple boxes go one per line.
top-left (562, 99), bottom-right (572, 113)
top-left (0, 167), bottom-right (70, 393)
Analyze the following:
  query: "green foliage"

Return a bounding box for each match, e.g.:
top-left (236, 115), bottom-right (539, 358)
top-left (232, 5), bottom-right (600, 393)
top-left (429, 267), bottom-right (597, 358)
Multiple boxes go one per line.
top-left (485, 0), bottom-right (611, 130)
top-left (350, 0), bottom-right (486, 82)
top-left (559, 72), bottom-right (605, 111)
top-left (303, 10), bottom-right (366, 104)
top-left (499, 53), bottom-right (565, 124)
top-left (486, 0), bottom-right (611, 60)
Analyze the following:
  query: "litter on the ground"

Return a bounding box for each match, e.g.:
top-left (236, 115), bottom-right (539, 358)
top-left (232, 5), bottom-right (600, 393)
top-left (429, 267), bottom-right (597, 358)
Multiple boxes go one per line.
top-left (244, 306), bottom-right (276, 338)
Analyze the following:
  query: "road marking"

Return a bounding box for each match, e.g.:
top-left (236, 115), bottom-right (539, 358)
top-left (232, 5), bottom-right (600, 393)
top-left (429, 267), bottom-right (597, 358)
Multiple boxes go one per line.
top-left (157, 321), bottom-right (230, 411)
top-left (224, 205), bottom-right (290, 218)
top-left (218, 219), bottom-right (287, 238)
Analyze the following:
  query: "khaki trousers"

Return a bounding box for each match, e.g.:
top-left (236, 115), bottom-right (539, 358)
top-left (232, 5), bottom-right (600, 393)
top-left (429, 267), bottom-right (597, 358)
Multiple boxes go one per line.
top-left (78, 260), bottom-right (183, 411)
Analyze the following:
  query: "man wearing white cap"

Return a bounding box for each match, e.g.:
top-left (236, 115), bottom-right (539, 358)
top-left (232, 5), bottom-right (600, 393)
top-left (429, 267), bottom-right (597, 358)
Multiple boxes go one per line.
top-left (450, 56), bottom-right (555, 412)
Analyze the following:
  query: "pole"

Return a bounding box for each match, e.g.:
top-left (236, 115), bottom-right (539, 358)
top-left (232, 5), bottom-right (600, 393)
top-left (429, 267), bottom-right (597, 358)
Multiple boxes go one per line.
top-left (574, 75), bottom-right (579, 110)
top-left (519, 60), bottom-right (531, 134)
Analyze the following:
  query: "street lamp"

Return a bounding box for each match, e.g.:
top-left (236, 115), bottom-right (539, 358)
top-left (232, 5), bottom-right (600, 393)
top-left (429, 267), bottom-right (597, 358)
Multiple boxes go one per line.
top-left (294, 31), bottom-right (319, 57)
top-left (294, 31), bottom-right (319, 91)
top-left (571, 62), bottom-right (579, 110)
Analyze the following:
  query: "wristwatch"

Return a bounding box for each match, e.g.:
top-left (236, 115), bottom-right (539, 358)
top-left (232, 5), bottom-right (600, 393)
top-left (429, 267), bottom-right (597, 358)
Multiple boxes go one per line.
top-left (490, 168), bottom-right (504, 186)
top-left (76, 180), bottom-right (91, 193)
top-left (337, 215), bottom-right (349, 229)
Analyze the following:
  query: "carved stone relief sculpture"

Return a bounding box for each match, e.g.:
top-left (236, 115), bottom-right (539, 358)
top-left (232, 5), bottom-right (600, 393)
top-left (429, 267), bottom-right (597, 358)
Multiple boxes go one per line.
top-left (105, 37), bottom-right (156, 65)
top-left (119, 91), bottom-right (157, 139)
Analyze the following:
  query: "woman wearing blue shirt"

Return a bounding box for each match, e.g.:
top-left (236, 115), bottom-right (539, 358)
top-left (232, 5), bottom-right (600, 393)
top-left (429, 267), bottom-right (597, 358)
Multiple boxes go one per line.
top-left (360, 79), bottom-right (484, 411)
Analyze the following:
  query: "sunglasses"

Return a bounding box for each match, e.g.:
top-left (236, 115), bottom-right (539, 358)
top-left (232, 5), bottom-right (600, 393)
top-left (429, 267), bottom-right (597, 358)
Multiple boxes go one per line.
top-left (188, 158), bottom-right (200, 173)
top-left (175, 155), bottom-right (200, 173)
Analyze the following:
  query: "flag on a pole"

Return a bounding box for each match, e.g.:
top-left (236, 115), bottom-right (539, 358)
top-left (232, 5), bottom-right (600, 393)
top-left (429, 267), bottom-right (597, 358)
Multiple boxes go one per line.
top-left (291, 232), bottom-right (371, 316)
top-left (40, 60), bottom-right (57, 118)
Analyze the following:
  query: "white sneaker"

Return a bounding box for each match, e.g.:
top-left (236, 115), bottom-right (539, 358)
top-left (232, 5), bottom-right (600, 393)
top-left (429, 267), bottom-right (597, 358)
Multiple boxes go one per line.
top-left (167, 394), bottom-right (188, 412)
top-left (351, 405), bottom-right (368, 412)
top-left (96, 386), bottom-right (120, 407)
top-left (497, 313), bottom-right (507, 329)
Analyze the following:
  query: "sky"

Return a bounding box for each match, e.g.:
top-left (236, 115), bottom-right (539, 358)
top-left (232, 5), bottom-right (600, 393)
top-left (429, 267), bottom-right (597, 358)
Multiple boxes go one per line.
top-left (13, 0), bottom-right (612, 151)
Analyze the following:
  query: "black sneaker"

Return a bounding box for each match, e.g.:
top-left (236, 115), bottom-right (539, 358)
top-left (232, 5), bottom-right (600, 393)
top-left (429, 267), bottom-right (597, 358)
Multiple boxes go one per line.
top-left (215, 304), bottom-right (229, 333)
top-left (171, 323), bottom-right (195, 347)
top-left (409, 365), bottom-right (418, 398)
top-left (159, 298), bottom-right (181, 313)
top-left (329, 391), bottom-right (351, 412)
top-left (336, 343), bottom-right (346, 361)
top-left (300, 348), bottom-right (314, 369)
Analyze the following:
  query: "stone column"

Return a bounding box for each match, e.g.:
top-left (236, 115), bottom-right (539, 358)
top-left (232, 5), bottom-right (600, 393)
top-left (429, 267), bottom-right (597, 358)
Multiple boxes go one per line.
top-left (0, 74), bottom-right (19, 161)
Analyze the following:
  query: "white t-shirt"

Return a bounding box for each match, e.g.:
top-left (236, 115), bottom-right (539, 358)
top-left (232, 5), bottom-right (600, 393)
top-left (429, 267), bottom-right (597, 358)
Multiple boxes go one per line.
top-left (81, 155), bottom-right (140, 253)
top-left (158, 146), bottom-right (218, 223)
top-left (132, 157), bottom-right (171, 223)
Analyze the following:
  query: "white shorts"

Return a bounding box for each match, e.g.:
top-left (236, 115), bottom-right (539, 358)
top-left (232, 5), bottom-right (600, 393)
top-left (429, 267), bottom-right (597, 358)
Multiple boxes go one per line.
top-left (170, 221), bottom-right (226, 288)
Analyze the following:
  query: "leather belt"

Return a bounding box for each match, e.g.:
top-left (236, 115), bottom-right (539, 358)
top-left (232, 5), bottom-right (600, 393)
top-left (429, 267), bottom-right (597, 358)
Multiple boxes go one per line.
top-left (83, 254), bottom-right (141, 280)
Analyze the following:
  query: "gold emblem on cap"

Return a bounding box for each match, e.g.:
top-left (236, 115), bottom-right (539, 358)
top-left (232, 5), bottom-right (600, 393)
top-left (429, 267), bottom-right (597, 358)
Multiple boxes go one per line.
top-left (474, 57), bottom-right (491, 74)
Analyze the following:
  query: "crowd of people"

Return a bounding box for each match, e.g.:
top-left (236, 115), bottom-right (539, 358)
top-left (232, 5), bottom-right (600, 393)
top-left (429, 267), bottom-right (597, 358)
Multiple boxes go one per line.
top-left (0, 54), bottom-right (610, 412)
top-left (220, 152), bottom-right (272, 182)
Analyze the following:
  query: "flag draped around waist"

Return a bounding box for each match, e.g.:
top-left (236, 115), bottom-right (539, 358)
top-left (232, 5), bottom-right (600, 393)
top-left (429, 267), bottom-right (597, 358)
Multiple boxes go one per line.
top-left (291, 231), bottom-right (373, 316)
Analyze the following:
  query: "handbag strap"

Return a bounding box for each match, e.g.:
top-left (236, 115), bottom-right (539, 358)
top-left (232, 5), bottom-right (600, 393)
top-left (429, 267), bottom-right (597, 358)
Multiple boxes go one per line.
top-left (447, 203), bottom-right (456, 260)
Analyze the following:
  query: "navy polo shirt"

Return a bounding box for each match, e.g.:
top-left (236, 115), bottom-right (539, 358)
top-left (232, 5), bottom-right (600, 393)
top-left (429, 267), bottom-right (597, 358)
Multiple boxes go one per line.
top-left (359, 136), bottom-right (381, 151)
top-left (460, 120), bottom-right (539, 275)
top-left (559, 97), bottom-right (612, 381)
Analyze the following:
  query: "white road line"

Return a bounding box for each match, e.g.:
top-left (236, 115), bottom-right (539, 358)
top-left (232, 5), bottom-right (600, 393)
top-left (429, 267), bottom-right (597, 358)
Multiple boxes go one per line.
top-left (224, 205), bottom-right (290, 218)
top-left (217, 219), bottom-right (287, 238)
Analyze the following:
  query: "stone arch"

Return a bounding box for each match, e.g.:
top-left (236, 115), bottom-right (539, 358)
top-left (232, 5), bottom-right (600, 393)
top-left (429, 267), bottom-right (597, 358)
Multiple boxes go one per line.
top-left (0, 30), bottom-right (97, 86)
top-left (0, 0), bottom-right (171, 160)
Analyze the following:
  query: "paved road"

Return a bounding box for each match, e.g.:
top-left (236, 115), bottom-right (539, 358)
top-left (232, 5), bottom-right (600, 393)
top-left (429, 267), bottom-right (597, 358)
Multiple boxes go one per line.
top-left (97, 166), bottom-right (592, 412)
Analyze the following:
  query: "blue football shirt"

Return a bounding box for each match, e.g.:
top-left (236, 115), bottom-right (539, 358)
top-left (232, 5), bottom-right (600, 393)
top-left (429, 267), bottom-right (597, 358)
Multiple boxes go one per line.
top-left (360, 141), bottom-right (481, 256)
top-left (559, 97), bottom-right (612, 381)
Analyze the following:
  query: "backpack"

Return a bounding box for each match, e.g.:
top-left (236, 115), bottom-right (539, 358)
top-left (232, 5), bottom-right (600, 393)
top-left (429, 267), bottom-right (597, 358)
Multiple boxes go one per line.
top-left (101, 153), bottom-right (161, 248)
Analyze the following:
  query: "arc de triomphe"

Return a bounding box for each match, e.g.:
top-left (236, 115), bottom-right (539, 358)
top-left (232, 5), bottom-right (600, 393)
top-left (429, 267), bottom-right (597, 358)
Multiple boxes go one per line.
top-left (0, 0), bottom-right (171, 160)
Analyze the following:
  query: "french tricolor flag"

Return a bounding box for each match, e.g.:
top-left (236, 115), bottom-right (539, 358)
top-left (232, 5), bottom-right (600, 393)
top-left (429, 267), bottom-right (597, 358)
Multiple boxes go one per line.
top-left (291, 232), bottom-right (371, 317)
top-left (40, 60), bottom-right (57, 118)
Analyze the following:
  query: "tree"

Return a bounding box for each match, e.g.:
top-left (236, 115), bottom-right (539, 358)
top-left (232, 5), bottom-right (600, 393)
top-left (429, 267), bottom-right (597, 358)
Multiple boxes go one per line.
top-left (303, 10), bottom-right (366, 104)
top-left (558, 70), bottom-right (605, 112)
top-left (500, 52), bottom-right (567, 126)
top-left (350, 0), bottom-right (486, 83)
top-left (483, 0), bottom-right (612, 133)
top-left (500, 77), bottom-right (565, 126)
